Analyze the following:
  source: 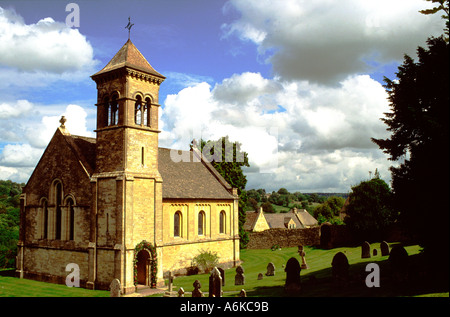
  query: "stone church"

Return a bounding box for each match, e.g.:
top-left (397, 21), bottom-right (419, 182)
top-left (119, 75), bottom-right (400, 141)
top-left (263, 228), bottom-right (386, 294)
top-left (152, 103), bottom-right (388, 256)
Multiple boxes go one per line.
top-left (15, 40), bottom-right (240, 294)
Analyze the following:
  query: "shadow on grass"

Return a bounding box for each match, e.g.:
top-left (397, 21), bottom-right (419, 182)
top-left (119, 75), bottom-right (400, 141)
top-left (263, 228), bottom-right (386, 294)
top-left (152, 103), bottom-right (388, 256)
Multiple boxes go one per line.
top-left (243, 253), bottom-right (448, 297)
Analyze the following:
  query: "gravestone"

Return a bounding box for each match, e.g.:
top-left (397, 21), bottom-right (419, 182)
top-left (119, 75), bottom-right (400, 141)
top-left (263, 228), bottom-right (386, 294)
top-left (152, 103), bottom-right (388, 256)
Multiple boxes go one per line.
top-left (298, 245), bottom-right (309, 269)
top-left (109, 278), bottom-right (121, 297)
top-left (380, 241), bottom-right (390, 256)
top-left (361, 241), bottom-right (371, 258)
top-left (235, 265), bottom-right (245, 285)
top-left (284, 257), bottom-right (301, 293)
top-left (257, 273), bottom-right (263, 280)
top-left (331, 252), bottom-right (349, 288)
top-left (178, 287), bottom-right (185, 297)
top-left (218, 267), bottom-right (225, 286)
top-left (164, 271), bottom-right (177, 297)
top-left (192, 280), bottom-right (204, 297)
top-left (209, 267), bottom-right (222, 297)
top-left (266, 262), bottom-right (275, 276)
top-left (320, 222), bottom-right (332, 249)
top-left (389, 245), bottom-right (408, 283)
top-left (239, 289), bottom-right (247, 297)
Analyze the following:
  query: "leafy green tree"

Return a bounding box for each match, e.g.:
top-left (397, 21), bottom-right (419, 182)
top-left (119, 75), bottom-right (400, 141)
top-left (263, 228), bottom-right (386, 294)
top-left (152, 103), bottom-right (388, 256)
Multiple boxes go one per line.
top-left (248, 198), bottom-right (259, 211)
top-left (246, 189), bottom-right (261, 202)
top-left (277, 188), bottom-right (289, 195)
top-left (419, 0), bottom-right (449, 41)
top-left (195, 136), bottom-right (250, 248)
top-left (261, 201), bottom-right (275, 213)
top-left (0, 180), bottom-right (22, 268)
top-left (313, 196), bottom-right (345, 224)
top-left (371, 35), bottom-right (449, 264)
top-left (345, 178), bottom-right (397, 242)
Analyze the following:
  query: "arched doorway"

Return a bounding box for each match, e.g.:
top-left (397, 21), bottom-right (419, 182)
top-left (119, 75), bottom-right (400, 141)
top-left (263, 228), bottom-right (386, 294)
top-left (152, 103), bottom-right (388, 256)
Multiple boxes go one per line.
top-left (136, 249), bottom-right (151, 285)
top-left (133, 240), bottom-right (157, 288)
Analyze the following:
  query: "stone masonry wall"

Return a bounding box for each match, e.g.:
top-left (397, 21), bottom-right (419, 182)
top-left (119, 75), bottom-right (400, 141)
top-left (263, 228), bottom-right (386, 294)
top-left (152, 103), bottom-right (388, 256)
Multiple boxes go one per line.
top-left (247, 227), bottom-right (320, 249)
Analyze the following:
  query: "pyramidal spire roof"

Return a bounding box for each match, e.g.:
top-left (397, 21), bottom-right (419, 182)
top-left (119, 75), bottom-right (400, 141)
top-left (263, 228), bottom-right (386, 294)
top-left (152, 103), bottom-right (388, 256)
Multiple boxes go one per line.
top-left (92, 39), bottom-right (165, 79)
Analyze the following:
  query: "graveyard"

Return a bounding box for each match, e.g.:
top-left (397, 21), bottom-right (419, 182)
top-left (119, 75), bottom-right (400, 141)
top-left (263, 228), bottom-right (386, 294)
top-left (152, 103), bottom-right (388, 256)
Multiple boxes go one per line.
top-left (156, 242), bottom-right (448, 297)
top-left (0, 242), bottom-right (448, 297)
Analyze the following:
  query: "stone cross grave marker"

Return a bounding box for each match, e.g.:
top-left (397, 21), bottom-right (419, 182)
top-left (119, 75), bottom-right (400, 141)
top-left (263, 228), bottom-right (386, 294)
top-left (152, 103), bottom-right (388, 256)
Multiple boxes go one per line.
top-left (298, 245), bottom-right (309, 269)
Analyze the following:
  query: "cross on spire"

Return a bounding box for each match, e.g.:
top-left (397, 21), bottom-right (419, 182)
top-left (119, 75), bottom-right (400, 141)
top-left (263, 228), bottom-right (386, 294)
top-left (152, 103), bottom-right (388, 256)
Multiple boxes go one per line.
top-left (125, 16), bottom-right (134, 40)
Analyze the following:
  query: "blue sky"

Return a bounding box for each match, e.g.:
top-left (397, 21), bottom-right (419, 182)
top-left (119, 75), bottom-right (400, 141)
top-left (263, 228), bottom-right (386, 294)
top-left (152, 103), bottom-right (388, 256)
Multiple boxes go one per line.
top-left (0, 0), bottom-right (445, 192)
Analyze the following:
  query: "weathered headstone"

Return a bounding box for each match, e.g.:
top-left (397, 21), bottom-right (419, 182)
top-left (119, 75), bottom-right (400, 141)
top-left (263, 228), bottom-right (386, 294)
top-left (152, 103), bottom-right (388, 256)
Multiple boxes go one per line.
top-left (298, 245), bottom-right (309, 269)
top-left (284, 257), bottom-right (301, 293)
top-left (235, 265), bottom-right (245, 285)
top-left (266, 262), bottom-right (275, 276)
top-left (218, 267), bottom-right (225, 286)
top-left (380, 241), bottom-right (390, 256)
top-left (331, 252), bottom-right (349, 288)
top-left (361, 241), bottom-right (371, 258)
top-left (320, 222), bottom-right (332, 249)
top-left (164, 271), bottom-right (177, 297)
top-left (389, 245), bottom-right (408, 283)
top-left (257, 273), bottom-right (263, 280)
top-left (109, 278), bottom-right (121, 297)
top-left (192, 280), bottom-right (204, 297)
top-left (209, 267), bottom-right (222, 297)
top-left (177, 287), bottom-right (185, 297)
top-left (239, 289), bottom-right (247, 297)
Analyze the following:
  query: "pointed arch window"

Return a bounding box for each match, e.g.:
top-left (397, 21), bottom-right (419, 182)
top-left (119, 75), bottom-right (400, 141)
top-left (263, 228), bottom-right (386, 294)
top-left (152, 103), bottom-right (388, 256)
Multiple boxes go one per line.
top-left (42, 199), bottom-right (49, 239)
top-left (145, 97), bottom-right (152, 127)
top-left (67, 198), bottom-right (75, 241)
top-left (135, 95), bottom-right (142, 125)
top-left (110, 94), bottom-right (119, 125)
top-left (219, 210), bottom-right (226, 234)
top-left (198, 211), bottom-right (206, 236)
top-left (174, 211), bottom-right (182, 237)
top-left (55, 182), bottom-right (62, 240)
top-left (103, 96), bottom-right (110, 127)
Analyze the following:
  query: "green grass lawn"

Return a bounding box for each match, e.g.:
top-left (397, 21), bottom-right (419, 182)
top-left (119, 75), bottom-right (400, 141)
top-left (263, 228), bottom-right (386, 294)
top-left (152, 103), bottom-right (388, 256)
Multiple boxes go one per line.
top-left (1, 243), bottom-right (448, 297)
top-left (163, 243), bottom-right (449, 297)
top-left (0, 274), bottom-right (109, 297)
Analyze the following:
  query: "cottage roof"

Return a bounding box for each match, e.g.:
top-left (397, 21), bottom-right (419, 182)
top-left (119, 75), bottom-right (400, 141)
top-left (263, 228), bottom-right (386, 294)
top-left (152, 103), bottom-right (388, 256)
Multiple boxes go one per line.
top-left (62, 134), bottom-right (235, 200)
top-left (244, 208), bottom-right (318, 231)
top-left (295, 209), bottom-right (318, 227)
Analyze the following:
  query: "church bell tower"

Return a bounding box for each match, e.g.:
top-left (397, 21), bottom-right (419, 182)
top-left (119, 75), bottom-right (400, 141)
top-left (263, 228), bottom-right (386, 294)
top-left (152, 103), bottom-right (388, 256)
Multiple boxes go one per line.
top-left (89, 39), bottom-right (165, 292)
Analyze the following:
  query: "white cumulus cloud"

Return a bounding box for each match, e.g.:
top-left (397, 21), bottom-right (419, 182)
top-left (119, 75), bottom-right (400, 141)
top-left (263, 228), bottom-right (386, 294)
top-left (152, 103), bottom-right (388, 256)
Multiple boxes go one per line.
top-left (0, 6), bottom-right (96, 73)
top-left (222, 0), bottom-right (444, 85)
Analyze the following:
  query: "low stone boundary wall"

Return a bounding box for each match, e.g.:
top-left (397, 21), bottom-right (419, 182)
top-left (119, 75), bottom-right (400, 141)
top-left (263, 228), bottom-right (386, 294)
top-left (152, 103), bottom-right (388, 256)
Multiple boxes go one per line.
top-left (247, 227), bottom-right (320, 249)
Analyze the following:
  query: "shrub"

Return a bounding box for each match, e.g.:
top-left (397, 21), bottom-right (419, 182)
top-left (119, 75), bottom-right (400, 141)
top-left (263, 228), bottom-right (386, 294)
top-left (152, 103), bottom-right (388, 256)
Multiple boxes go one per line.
top-left (192, 250), bottom-right (219, 273)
